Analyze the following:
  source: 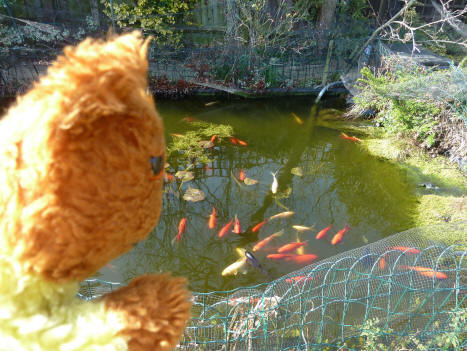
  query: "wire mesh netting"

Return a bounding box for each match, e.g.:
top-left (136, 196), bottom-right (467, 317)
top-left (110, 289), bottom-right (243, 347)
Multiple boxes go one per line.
top-left (79, 222), bottom-right (467, 350)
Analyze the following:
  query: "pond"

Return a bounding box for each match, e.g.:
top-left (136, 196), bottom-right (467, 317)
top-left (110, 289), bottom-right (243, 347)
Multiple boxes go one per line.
top-left (95, 96), bottom-right (417, 293)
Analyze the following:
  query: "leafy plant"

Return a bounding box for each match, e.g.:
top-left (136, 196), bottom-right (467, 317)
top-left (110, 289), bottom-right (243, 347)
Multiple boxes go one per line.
top-left (100, 0), bottom-right (196, 46)
top-left (166, 121), bottom-right (233, 165)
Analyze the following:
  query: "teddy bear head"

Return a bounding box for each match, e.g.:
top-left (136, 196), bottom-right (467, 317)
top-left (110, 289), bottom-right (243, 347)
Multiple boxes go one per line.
top-left (0, 32), bottom-right (165, 283)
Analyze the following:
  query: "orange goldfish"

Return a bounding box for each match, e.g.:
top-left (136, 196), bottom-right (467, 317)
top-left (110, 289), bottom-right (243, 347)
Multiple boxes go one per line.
top-left (379, 256), bottom-right (387, 270)
top-left (233, 215), bottom-right (241, 234)
top-left (315, 224), bottom-right (332, 240)
top-left (218, 219), bottom-right (234, 238)
top-left (340, 132), bottom-right (362, 143)
top-left (210, 134), bottom-right (217, 143)
top-left (286, 254), bottom-right (318, 265)
top-left (208, 207), bottom-right (216, 229)
top-left (400, 265), bottom-right (448, 280)
top-left (331, 224), bottom-right (350, 245)
top-left (277, 241), bottom-right (308, 254)
top-left (286, 275), bottom-right (313, 284)
top-left (184, 116), bottom-right (196, 122)
top-left (267, 253), bottom-right (294, 260)
top-left (176, 218), bottom-right (187, 242)
top-left (252, 230), bottom-right (284, 252)
top-left (171, 133), bottom-right (184, 138)
top-left (239, 169), bottom-right (246, 181)
top-left (237, 139), bottom-right (248, 146)
top-left (164, 173), bottom-right (175, 183)
top-left (389, 246), bottom-right (421, 254)
top-left (230, 137), bottom-right (238, 145)
top-left (252, 219), bottom-right (268, 232)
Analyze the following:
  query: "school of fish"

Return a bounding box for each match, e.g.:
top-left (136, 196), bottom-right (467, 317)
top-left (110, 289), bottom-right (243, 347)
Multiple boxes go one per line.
top-left (166, 132), bottom-right (446, 284)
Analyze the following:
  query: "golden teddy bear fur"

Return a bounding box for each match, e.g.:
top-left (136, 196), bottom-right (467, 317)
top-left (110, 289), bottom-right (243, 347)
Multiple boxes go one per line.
top-left (0, 32), bottom-right (191, 350)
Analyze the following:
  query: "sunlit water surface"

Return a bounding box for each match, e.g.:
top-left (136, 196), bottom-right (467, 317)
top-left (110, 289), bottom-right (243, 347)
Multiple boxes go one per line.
top-left (96, 97), bottom-right (416, 292)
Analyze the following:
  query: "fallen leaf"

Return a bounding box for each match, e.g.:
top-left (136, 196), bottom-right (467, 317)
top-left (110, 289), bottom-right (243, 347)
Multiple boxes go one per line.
top-left (198, 140), bottom-right (214, 149)
top-left (291, 167), bottom-right (303, 177)
top-left (243, 177), bottom-right (258, 185)
top-left (175, 170), bottom-right (194, 182)
top-left (183, 187), bottom-right (206, 202)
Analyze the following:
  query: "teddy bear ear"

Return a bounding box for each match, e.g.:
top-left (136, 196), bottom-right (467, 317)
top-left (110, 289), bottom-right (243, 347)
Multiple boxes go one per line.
top-left (44, 31), bottom-right (154, 131)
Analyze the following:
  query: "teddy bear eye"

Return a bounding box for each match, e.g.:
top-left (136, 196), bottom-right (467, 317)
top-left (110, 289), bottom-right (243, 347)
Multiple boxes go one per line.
top-left (150, 156), bottom-right (164, 176)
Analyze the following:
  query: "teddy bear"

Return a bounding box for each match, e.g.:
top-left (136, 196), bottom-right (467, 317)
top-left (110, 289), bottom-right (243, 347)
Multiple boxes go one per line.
top-left (0, 31), bottom-right (191, 351)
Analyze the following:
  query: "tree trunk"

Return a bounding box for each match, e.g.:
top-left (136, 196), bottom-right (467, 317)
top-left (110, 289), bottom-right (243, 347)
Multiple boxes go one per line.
top-left (90, 0), bottom-right (100, 29)
top-left (225, 0), bottom-right (237, 43)
top-left (317, 0), bottom-right (337, 52)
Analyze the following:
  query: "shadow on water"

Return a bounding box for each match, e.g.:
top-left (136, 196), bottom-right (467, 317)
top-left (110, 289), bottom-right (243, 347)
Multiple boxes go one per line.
top-left (95, 97), bottom-right (417, 292)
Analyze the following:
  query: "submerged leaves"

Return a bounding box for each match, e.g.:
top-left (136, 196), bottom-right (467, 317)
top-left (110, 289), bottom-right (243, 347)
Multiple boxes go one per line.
top-left (243, 177), bottom-right (259, 185)
top-left (175, 170), bottom-right (194, 182)
top-left (183, 187), bottom-right (206, 202)
top-left (291, 167), bottom-right (303, 177)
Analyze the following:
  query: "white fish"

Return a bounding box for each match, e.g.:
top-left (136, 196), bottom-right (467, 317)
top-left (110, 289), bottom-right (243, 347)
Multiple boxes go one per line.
top-left (269, 211), bottom-right (295, 221)
top-left (292, 225), bottom-right (314, 232)
top-left (271, 171), bottom-right (278, 194)
top-left (222, 258), bottom-right (248, 276)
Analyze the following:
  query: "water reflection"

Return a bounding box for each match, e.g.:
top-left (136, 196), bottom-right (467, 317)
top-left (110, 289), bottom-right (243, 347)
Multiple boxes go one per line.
top-left (99, 97), bottom-right (416, 292)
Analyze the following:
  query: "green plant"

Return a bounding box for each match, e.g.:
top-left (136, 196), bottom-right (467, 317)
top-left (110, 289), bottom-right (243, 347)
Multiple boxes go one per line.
top-left (100, 0), bottom-right (196, 46)
top-left (166, 121), bottom-right (233, 165)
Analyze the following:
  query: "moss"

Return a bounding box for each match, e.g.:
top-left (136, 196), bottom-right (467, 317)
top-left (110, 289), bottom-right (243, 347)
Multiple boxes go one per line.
top-left (363, 133), bottom-right (466, 246)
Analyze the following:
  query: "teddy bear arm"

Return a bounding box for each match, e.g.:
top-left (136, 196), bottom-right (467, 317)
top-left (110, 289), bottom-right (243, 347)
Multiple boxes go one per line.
top-left (103, 274), bottom-right (192, 351)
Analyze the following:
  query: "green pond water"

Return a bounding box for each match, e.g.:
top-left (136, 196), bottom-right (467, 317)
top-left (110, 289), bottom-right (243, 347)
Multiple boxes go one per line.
top-left (94, 97), bottom-right (417, 292)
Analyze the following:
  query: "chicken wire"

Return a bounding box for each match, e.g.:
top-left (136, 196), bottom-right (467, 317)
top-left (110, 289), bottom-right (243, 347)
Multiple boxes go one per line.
top-left (79, 222), bottom-right (467, 350)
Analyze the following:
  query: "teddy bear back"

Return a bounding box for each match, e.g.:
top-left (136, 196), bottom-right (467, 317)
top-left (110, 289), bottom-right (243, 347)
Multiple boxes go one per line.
top-left (0, 32), bottom-right (166, 283)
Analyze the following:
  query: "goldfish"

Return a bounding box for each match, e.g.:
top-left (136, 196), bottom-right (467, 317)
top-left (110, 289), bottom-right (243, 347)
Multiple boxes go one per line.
top-left (252, 230), bottom-right (284, 252)
top-left (271, 171), bottom-right (278, 194)
top-left (315, 224), bottom-right (332, 240)
top-left (268, 211), bottom-right (295, 221)
top-left (331, 224), bottom-right (350, 245)
top-left (205, 101), bottom-right (218, 107)
top-left (222, 258), bottom-right (248, 276)
top-left (277, 241), bottom-right (308, 254)
top-left (171, 133), bottom-right (184, 138)
top-left (218, 219), bottom-right (234, 238)
top-left (230, 137), bottom-right (238, 145)
top-left (210, 134), bottom-right (217, 143)
top-left (208, 207), bottom-right (216, 229)
top-left (236, 139), bottom-right (248, 146)
top-left (285, 275), bottom-right (313, 284)
top-left (239, 169), bottom-right (246, 181)
top-left (252, 219), bottom-right (268, 232)
top-left (245, 251), bottom-right (268, 276)
top-left (340, 132), bottom-right (362, 143)
top-left (176, 218), bottom-right (187, 242)
top-left (389, 246), bottom-right (421, 254)
top-left (331, 233), bottom-right (344, 245)
top-left (184, 116), bottom-right (195, 122)
top-left (164, 173), bottom-right (175, 183)
top-left (267, 253), bottom-right (294, 260)
top-left (291, 112), bottom-right (304, 125)
top-left (379, 256), bottom-right (387, 270)
top-left (400, 265), bottom-right (448, 280)
top-left (292, 225), bottom-right (314, 232)
top-left (286, 254), bottom-right (318, 265)
top-left (233, 215), bottom-right (241, 234)
top-left (268, 254), bottom-right (318, 264)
